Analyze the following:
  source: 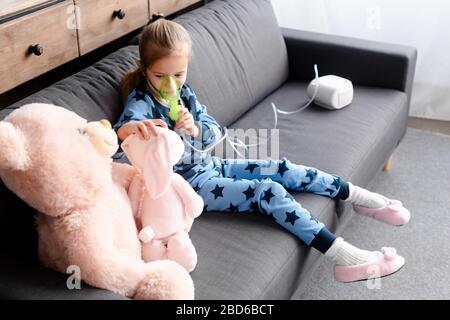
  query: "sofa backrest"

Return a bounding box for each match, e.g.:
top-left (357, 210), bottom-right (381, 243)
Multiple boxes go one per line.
top-left (174, 0), bottom-right (289, 126)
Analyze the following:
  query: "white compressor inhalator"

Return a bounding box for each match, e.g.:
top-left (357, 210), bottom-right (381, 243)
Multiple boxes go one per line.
top-left (307, 74), bottom-right (353, 110)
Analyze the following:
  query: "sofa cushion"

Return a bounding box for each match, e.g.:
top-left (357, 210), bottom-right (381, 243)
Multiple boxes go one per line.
top-left (188, 81), bottom-right (408, 299)
top-left (229, 81), bottom-right (408, 185)
top-left (174, 0), bottom-right (289, 126)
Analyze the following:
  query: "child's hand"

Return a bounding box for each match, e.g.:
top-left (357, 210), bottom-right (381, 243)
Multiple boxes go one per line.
top-left (117, 119), bottom-right (168, 141)
top-left (173, 107), bottom-right (199, 138)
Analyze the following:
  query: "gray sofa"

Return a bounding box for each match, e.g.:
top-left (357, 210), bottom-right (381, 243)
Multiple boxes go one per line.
top-left (0, 0), bottom-right (416, 299)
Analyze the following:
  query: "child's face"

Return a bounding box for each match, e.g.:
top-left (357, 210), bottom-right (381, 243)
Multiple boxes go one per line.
top-left (146, 52), bottom-right (189, 90)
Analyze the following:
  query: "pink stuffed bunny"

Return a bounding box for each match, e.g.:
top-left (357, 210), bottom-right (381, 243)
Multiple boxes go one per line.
top-left (0, 104), bottom-right (194, 299)
top-left (122, 127), bottom-right (204, 272)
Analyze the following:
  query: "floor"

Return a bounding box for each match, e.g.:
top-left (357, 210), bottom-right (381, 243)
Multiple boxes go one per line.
top-left (408, 116), bottom-right (450, 136)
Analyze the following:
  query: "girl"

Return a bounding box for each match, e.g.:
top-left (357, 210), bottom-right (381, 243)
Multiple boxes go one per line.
top-left (114, 18), bottom-right (410, 282)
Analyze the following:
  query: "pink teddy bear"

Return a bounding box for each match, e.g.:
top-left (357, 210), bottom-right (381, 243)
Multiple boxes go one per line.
top-left (122, 127), bottom-right (204, 272)
top-left (0, 103), bottom-right (195, 300)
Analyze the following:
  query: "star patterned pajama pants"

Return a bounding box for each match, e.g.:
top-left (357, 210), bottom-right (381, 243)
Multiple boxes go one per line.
top-left (184, 156), bottom-right (350, 253)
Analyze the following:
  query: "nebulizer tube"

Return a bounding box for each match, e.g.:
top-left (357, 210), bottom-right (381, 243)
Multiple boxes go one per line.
top-left (182, 64), bottom-right (320, 157)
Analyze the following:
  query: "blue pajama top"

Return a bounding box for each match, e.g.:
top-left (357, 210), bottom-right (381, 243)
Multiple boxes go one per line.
top-left (113, 81), bottom-right (223, 180)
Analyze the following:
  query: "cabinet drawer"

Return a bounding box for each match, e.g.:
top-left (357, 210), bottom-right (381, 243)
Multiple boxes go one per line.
top-left (0, 0), bottom-right (78, 94)
top-left (76, 0), bottom-right (149, 55)
top-left (151, 0), bottom-right (201, 16)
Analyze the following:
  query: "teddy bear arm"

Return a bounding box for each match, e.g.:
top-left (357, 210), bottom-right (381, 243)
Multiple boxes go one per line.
top-left (111, 162), bottom-right (137, 191)
top-left (127, 177), bottom-right (143, 220)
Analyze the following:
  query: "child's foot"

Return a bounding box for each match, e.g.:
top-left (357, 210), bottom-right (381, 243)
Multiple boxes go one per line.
top-left (334, 247), bottom-right (405, 282)
top-left (346, 183), bottom-right (410, 226)
top-left (325, 237), bottom-right (405, 282)
top-left (353, 199), bottom-right (411, 226)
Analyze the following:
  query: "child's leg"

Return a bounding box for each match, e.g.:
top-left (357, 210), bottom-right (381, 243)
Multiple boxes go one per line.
top-left (220, 158), bottom-right (410, 220)
top-left (220, 157), bottom-right (350, 199)
top-left (192, 174), bottom-right (404, 281)
top-left (195, 175), bottom-right (334, 250)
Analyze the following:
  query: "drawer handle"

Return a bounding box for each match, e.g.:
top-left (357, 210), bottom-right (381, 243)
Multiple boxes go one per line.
top-left (28, 44), bottom-right (44, 56)
top-left (113, 9), bottom-right (126, 19)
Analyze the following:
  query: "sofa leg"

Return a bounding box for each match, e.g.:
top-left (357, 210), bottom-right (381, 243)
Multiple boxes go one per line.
top-left (383, 153), bottom-right (394, 172)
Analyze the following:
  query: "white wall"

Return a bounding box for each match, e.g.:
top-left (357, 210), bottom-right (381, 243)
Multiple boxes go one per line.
top-left (271, 0), bottom-right (450, 121)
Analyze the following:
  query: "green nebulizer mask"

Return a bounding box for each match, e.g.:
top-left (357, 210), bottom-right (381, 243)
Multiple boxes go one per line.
top-left (157, 75), bottom-right (182, 122)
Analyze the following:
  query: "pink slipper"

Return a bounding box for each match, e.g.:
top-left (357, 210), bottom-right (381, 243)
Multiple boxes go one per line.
top-left (334, 247), bottom-right (405, 282)
top-left (353, 199), bottom-right (411, 226)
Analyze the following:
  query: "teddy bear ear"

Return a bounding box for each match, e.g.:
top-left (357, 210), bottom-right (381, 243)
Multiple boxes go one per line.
top-left (0, 121), bottom-right (30, 171)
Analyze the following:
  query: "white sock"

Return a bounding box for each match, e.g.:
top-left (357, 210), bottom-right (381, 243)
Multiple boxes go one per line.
top-left (345, 182), bottom-right (389, 208)
top-left (325, 237), bottom-right (378, 266)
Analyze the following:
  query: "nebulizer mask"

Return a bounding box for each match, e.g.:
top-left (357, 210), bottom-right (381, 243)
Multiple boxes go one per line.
top-left (142, 62), bottom-right (182, 122)
top-left (156, 75), bottom-right (183, 122)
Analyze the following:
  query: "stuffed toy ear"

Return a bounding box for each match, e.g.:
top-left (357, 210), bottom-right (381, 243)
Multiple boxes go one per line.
top-left (0, 121), bottom-right (29, 171)
top-left (143, 133), bottom-right (173, 199)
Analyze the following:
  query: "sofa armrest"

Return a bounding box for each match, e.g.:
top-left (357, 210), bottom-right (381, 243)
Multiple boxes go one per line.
top-left (281, 28), bottom-right (417, 105)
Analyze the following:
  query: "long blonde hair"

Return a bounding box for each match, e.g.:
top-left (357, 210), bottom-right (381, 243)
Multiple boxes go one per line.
top-left (120, 18), bottom-right (192, 101)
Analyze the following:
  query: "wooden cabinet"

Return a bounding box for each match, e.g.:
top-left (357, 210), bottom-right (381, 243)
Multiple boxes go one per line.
top-left (0, 0), bottom-right (78, 93)
top-left (75, 0), bottom-right (149, 55)
top-left (151, 0), bottom-right (201, 16)
top-left (0, 0), bottom-right (203, 94)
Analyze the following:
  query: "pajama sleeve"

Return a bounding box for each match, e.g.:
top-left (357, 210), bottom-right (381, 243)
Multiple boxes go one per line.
top-left (183, 84), bottom-right (222, 148)
top-left (113, 89), bottom-right (155, 130)
top-left (195, 101), bottom-right (223, 148)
